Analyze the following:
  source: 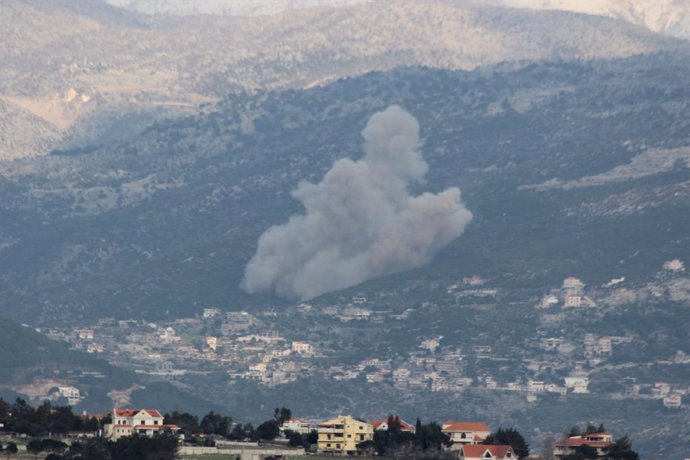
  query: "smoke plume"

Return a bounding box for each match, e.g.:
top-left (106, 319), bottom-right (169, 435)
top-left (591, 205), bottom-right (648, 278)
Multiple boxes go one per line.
top-left (241, 105), bottom-right (472, 300)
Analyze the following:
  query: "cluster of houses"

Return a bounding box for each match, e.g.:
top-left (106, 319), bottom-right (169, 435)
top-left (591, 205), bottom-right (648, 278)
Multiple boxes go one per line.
top-left (103, 408), bottom-right (619, 459)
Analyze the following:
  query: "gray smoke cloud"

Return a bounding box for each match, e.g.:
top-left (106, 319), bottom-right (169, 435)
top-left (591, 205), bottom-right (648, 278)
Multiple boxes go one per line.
top-left (241, 105), bottom-right (473, 300)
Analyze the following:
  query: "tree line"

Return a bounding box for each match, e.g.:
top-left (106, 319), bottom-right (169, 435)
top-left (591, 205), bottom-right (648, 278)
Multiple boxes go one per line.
top-left (0, 399), bottom-right (641, 460)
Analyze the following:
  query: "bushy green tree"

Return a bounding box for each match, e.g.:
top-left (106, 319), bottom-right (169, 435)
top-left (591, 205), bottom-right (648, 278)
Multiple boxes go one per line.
top-left (199, 411), bottom-right (231, 437)
top-left (484, 428), bottom-right (530, 459)
top-left (108, 433), bottom-right (179, 460)
top-left (163, 411), bottom-right (199, 435)
top-left (609, 436), bottom-right (640, 460)
top-left (273, 408), bottom-right (292, 425)
top-left (3, 442), bottom-right (19, 460)
top-left (256, 420), bottom-right (280, 441)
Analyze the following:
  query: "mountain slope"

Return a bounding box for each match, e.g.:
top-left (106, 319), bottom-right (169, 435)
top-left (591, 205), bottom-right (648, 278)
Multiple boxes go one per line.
top-left (1, 0), bottom-right (684, 160)
top-left (1, 51), bottom-right (688, 323)
top-left (496, 0), bottom-right (690, 40)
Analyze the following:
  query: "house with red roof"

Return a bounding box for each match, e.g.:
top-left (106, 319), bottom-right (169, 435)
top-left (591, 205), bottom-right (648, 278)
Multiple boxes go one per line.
top-left (105, 408), bottom-right (180, 441)
top-left (442, 421), bottom-right (491, 449)
top-left (370, 416), bottom-right (416, 433)
top-left (459, 444), bottom-right (517, 460)
top-left (554, 433), bottom-right (613, 459)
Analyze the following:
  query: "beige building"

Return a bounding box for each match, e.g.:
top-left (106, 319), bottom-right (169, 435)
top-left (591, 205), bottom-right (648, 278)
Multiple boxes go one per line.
top-left (318, 415), bottom-right (373, 455)
top-left (105, 408), bottom-right (180, 441)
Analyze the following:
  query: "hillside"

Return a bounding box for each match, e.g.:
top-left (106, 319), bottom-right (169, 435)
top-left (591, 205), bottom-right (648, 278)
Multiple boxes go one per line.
top-left (496, 0), bottom-right (690, 40)
top-left (0, 51), bottom-right (688, 323)
top-left (0, 318), bottom-right (219, 414)
top-left (1, 0), bottom-right (684, 160)
top-left (103, 0), bottom-right (690, 40)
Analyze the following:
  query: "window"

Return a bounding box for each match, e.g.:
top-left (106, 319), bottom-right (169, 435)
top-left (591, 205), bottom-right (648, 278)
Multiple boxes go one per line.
top-left (154, 420), bottom-right (159, 425)
top-left (461, 433), bottom-right (466, 439)
top-left (348, 434), bottom-right (352, 438)
top-left (327, 444), bottom-right (331, 447)
top-left (336, 444), bottom-right (341, 449)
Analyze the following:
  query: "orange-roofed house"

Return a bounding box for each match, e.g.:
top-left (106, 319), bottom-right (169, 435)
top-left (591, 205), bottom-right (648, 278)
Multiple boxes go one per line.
top-left (554, 433), bottom-right (612, 459)
top-left (370, 416), bottom-right (416, 433)
top-left (460, 444), bottom-right (517, 460)
top-left (105, 408), bottom-right (180, 441)
top-left (442, 421), bottom-right (491, 449)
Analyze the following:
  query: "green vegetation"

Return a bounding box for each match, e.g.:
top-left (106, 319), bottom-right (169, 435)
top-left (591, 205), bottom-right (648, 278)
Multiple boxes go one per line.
top-left (484, 428), bottom-right (530, 459)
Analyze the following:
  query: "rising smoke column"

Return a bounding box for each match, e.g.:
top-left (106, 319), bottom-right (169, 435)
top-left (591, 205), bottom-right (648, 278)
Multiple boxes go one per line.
top-left (241, 105), bottom-right (472, 300)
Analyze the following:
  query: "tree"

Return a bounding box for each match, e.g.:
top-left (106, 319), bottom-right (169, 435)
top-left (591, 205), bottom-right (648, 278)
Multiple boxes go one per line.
top-left (109, 433), bottom-right (179, 460)
top-left (575, 445), bottom-right (599, 459)
top-left (306, 429), bottom-right (318, 445)
top-left (357, 440), bottom-right (376, 456)
top-left (40, 440), bottom-right (67, 455)
top-left (609, 436), bottom-right (640, 460)
top-left (285, 430), bottom-right (304, 448)
top-left (542, 435), bottom-right (555, 460)
top-left (65, 438), bottom-right (111, 460)
top-left (4, 443), bottom-right (18, 460)
top-left (484, 428), bottom-right (530, 459)
top-left (568, 426), bottom-right (581, 437)
top-left (199, 411), bottom-right (231, 437)
top-left (26, 440), bottom-right (44, 460)
top-left (44, 454), bottom-right (64, 460)
top-left (228, 423), bottom-right (256, 442)
top-left (273, 408), bottom-right (292, 425)
top-left (256, 419), bottom-right (280, 441)
top-left (164, 411), bottom-right (199, 435)
top-left (417, 421), bottom-right (451, 451)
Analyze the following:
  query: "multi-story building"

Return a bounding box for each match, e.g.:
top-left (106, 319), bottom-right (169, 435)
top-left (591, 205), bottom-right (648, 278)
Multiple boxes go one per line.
top-left (442, 421), bottom-right (491, 448)
top-left (317, 415), bottom-right (373, 455)
top-left (292, 341), bottom-right (314, 355)
top-left (554, 433), bottom-right (613, 459)
top-left (105, 409), bottom-right (179, 441)
top-left (52, 386), bottom-right (81, 406)
top-left (281, 417), bottom-right (312, 434)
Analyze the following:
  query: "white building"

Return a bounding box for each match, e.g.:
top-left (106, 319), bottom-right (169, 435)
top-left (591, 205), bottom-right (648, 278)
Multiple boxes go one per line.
top-left (77, 329), bottom-right (94, 341)
top-left (565, 376), bottom-right (590, 394)
top-left (442, 421), bottom-right (491, 448)
top-left (291, 341), bottom-right (314, 355)
top-left (106, 408), bottom-right (179, 441)
top-left (563, 277), bottom-right (585, 307)
top-left (54, 386), bottom-right (81, 406)
top-left (663, 394), bottom-right (682, 408)
top-left (282, 417), bottom-right (312, 434)
top-left (202, 308), bottom-right (221, 319)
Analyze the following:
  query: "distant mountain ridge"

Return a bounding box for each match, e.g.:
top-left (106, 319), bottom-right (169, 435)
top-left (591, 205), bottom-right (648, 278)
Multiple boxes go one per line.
top-left (103, 0), bottom-right (690, 40)
top-left (1, 0), bottom-right (685, 160)
top-left (105, 0), bottom-right (373, 16)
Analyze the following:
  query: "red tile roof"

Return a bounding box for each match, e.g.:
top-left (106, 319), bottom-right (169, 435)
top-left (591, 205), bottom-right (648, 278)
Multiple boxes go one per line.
top-left (115, 409), bottom-right (163, 418)
top-left (443, 421), bottom-right (491, 432)
top-left (462, 444), bottom-right (514, 458)
top-left (370, 418), bottom-right (415, 431)
top-left (557, 438), bottom-right (611, 448)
